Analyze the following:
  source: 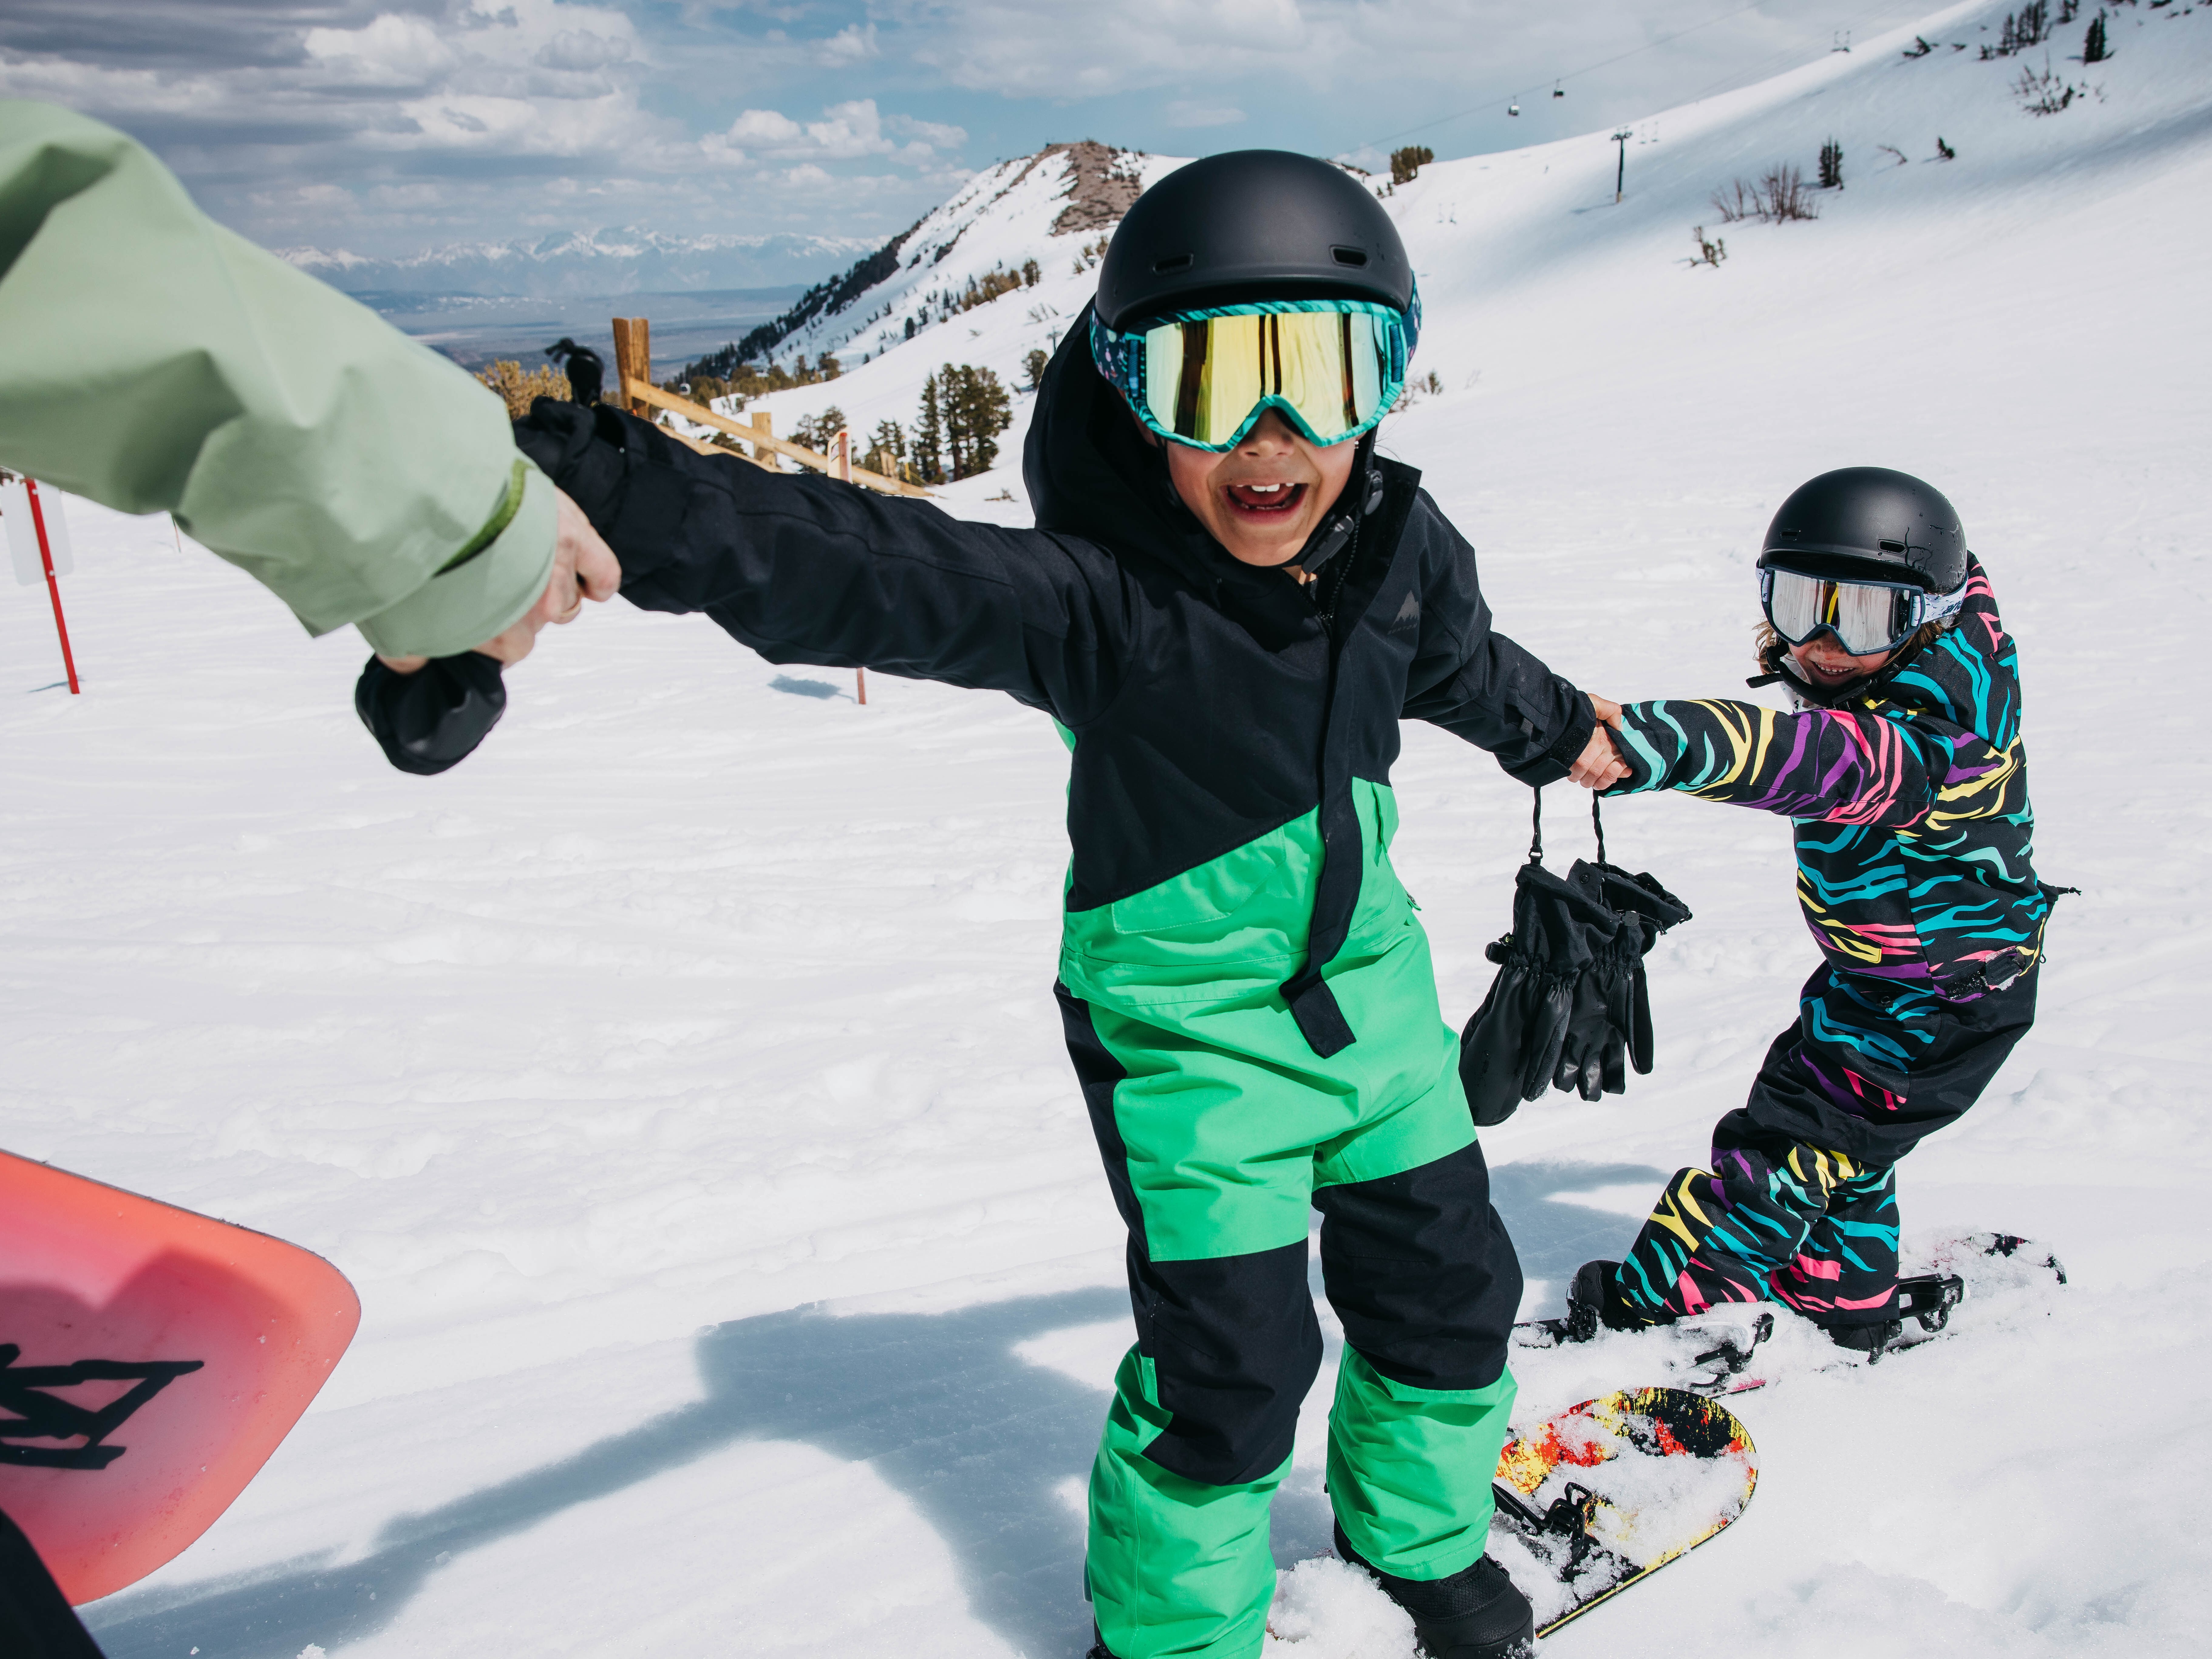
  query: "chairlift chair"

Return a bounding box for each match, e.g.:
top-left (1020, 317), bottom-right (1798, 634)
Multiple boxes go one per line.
top-left (1508, 100), bottom-right (1520, 116)
top-left (1552, 81), bottom-right (1564, 98)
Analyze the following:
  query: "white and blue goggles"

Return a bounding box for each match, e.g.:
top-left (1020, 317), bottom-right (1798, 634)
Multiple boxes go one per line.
top-left (1761, 566), bottom-right (1969, 657)
top-left (1090, 295), bottom-right (1418, 451)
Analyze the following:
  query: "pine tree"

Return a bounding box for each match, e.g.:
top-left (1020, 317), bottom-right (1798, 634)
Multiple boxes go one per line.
top-left (913, 375), bottom-right (945, 484)
top-left (2083, 11), bottom-right (2109, 61)
top-left (1389, 145), bottom-right (1434, 186)
top-left (937, 364), bottom-right (968, 481)
top-left (1024, 349), bottom-right (1050, 391)
top-left (1818, 138), bottom-right (1844, 189)
top-left (950, 366), bottom-right (1013, 477)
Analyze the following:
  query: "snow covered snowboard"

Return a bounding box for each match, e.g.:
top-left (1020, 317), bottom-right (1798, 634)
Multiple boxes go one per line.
top-left (1842, 1231), bottom-right (2068, 1363)
top-left (1512, 1304), bottom-right (1773, 1397)
top-left (1485, 1386), bottom-right (1756, 1636)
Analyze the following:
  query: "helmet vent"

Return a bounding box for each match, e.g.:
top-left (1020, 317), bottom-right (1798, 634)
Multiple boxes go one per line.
top-left (1331, 245), bottom-right (1369, 267)
top-left (1879, 539), bottom-right (1906, 553)
top-left (1151, 252), bottom-right (1193, 273)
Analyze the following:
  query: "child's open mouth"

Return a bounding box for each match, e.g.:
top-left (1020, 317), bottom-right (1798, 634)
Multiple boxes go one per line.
top-left (1225, 480), bottom-right (1306, 516)
top-left (1800, 656), bottom-right (1861, 684)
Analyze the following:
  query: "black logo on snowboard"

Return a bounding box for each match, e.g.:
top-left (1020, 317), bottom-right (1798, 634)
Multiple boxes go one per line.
top-left (0, 1344), bottom-right (204, 1470)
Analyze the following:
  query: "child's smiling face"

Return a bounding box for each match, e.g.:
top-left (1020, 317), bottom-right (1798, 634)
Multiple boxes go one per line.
top-left (1155, 408), bottom-right (1358, 571)
top-left (1788, 632), bottom-right (1897, 689)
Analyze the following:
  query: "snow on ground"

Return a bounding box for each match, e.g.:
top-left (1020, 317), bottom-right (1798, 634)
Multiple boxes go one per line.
top-left (1, 2), bottom-right (2208, 1654)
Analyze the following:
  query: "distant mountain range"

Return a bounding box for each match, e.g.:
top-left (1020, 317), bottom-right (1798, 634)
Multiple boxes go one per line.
top-left (281, 228), bottom-right (879, 298)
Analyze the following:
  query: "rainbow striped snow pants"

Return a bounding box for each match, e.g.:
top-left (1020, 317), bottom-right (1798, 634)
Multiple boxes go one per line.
top-left (1617, 963), bottom-right (2037, 1330)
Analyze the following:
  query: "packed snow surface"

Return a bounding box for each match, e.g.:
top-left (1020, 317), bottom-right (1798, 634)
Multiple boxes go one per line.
top-left (2, 3), bottom-right (2208, 1654)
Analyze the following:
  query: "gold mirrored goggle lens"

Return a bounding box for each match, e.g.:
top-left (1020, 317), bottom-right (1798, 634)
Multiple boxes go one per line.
top-left (1139, 310), bottom-right (1389, 447)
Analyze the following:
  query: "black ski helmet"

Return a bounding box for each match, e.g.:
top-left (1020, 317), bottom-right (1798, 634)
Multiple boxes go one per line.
top-left (1757, 467), bottom-right (1967, 593)
top-left (1094, 150), bottom-right (1416, 331)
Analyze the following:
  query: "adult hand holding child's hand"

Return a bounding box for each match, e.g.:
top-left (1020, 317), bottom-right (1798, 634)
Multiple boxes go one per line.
top-left (1568, 694), bottom-right (1630, 790)
top-left (376, 487), bottom-right (621, 674)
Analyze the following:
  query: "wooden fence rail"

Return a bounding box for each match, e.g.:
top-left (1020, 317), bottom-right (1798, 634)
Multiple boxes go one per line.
top-left (609, 316), bottom-right (930, 500)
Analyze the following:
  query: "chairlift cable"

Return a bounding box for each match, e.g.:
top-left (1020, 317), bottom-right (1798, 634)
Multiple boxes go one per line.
top-left (1351, 0), bottom-right (1932, 157)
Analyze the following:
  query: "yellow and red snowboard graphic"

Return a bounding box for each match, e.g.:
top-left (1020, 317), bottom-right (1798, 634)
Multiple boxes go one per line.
top-left (1489, 1386), bottom-right (1757, 1636)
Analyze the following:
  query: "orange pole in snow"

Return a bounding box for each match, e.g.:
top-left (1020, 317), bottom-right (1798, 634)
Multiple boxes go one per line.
top-left (26, 479), bottom-right (79, 694)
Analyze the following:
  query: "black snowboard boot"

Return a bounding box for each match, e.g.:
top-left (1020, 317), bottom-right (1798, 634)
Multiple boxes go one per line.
top-left (1564, 1259), bottom-right (1656, 1342)
top-left (1826, 1317), bottom-right (1905, 1359)
top-left (1334, 1522), bottom-right (1535, 1658)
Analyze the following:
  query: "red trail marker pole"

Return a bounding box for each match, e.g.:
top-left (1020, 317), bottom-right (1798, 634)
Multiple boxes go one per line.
top-left (25, 478), bottom-right (79, 694)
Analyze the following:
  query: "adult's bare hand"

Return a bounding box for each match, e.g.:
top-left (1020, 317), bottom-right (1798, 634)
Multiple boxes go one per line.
top-left (378, 487), bottom-right (619, 674)
top-left (1568, 693), bottom-right (1631, 790)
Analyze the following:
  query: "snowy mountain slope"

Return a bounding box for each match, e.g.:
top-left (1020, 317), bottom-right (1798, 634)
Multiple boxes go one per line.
top-left (0, 2), bottom-right (2207, 1656)
top-left (664, 141), bottom-right (1192, 459)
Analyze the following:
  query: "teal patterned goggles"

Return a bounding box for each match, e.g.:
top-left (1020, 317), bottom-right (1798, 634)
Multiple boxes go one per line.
top-left (1089, 297), bottom-right (1416, 451)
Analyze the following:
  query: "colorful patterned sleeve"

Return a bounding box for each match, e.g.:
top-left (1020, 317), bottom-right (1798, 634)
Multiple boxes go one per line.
top-left (1607, 698), bottom-right (1963, 827)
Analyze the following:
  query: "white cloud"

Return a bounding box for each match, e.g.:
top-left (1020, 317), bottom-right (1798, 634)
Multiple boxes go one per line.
top-left (1162, 100), bottom-right (1246, 128)
top-left (708, 99), bottom-right (956, 165)
top-left (535, 29), bottom-right (632, 72)
top-left (815, 23), bottom-right (881, 66)
top-left (302, 14), bottom-right (462, 88)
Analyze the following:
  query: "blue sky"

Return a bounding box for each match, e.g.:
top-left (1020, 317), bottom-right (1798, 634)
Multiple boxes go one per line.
top-left (0, 0), bottom-right (1953, 257)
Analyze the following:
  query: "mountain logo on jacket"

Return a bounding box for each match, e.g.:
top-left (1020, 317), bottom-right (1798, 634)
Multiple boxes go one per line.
top-left (1389, 591), bottom-right (1421, 631)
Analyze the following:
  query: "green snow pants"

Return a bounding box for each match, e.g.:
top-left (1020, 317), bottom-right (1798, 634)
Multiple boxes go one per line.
top-left (1055, 909), bottom-right (1522, 1659)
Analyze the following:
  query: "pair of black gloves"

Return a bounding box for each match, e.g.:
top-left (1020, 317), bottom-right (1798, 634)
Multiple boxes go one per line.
top-left (1458, 829), bottom-right (1691, 1127)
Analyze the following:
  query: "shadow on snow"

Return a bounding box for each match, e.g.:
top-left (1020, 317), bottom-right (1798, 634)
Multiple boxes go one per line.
top-left (84, 1160), bottom-right (1661, 1658)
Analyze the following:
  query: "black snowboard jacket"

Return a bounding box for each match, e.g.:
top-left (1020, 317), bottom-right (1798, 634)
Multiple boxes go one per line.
top-left (513, 312), bottom-right (1594, 1057)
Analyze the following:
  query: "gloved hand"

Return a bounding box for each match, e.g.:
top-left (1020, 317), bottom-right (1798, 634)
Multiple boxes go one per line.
top-left (1459, 860), bottom-right (1624, 1126)
top-left (1548, 873), bottom-right (1631, 1100)
top-left (1544, 861), bottom-right (1694, 1099)
top-left (354, 651), bottom-right (506, 775)
top-left (1589, 864), bottom-right (1693, 1075)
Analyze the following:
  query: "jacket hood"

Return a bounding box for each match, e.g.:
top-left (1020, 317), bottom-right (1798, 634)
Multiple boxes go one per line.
top-left (1024, 299), bottom-right (1232, 593)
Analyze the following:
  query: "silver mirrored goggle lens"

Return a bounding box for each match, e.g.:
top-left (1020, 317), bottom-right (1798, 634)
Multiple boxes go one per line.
top-left (1764, 569), bottom-right (1921, 656)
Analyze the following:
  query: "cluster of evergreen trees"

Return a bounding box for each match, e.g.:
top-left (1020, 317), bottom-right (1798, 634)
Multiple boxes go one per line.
top-left (897, 261), bottom-right (1042, 342)
top-left (1980, 1), bottom-right (2050, 56)
top-left (862, 365), bottom-right (1014, 484)
top-left (1389, 146), bottom-right (1434, 186)
top-left (671, 354), bottom-right (840, 407)
top-left (913, 364), bottom-right (1014, 483)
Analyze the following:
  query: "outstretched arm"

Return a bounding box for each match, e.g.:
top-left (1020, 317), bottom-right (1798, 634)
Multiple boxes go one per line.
top-left (0, 100), bottom-right (578, 662)
top-left (516, 402), bottom-right (1130, 722)
top-left (1604, 697), bottom-right (1979, 826)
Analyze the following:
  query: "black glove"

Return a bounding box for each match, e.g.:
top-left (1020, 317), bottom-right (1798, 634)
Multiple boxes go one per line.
top-left (1589, 864), bottom-right (1692, 1075)
top-left (1548, 860), bottom-right (1633, 1101)
top-left (354, 652), bottom-right (506, 775)
top-left (1458, 859), bottom-right (1623, 1126)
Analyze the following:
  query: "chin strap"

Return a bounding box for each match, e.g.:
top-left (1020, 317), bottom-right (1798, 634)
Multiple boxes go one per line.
top-left (1295, 431), bottom-right (1383, 579)
top-left (1748, 631), bottom-right (1939, 709)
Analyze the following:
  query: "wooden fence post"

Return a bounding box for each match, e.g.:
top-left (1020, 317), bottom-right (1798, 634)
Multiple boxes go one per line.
top-left (835, 428), bottom-right (866, 705)
top-left (751, 410), bottom-right (776, 472)
top-left (610, 318), bottom-right (650, 416)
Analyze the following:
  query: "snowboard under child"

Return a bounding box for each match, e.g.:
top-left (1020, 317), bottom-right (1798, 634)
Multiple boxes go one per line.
top-left (1574, 468), bottom-right (2056, 1354)
top-left (517, 152), bottom-right (1627, 1659)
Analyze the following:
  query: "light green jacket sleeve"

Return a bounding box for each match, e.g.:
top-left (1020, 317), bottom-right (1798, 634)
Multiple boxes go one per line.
top-left (0, 100), bottom-right (556, 658)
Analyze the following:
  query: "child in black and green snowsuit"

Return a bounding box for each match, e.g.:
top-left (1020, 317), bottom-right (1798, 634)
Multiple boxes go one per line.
top-left (520, 152), bottom-right (1623, 1659)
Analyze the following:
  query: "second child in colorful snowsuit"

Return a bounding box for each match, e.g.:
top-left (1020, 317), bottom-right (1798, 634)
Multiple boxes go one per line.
top-left (517, 152), bottom-right (1626, 1659)
top-left (1576, 468), bottom-right (2055, 1350)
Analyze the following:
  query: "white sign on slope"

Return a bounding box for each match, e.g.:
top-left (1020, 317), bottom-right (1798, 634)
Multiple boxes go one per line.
top-left (2, 476), bottom-right (73, 585)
